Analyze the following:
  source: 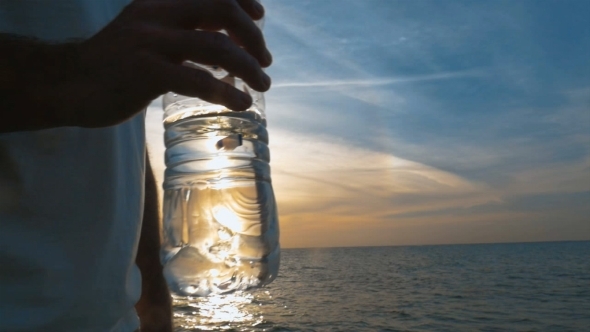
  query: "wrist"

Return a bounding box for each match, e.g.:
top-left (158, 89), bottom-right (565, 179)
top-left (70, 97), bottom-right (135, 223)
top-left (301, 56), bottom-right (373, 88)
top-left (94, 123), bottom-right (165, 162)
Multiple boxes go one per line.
top-left (41, 42), bottom-right (97, 128)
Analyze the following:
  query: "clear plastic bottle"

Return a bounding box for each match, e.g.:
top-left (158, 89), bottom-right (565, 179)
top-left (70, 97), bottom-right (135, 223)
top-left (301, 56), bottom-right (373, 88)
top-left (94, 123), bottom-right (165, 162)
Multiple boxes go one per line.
top-left (160, 11), bottom-right (279, 297)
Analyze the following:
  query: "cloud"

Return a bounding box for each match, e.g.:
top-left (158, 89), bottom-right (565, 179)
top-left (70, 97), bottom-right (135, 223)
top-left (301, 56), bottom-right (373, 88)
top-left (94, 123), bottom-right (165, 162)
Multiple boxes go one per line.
top-left (272, 70), bottom-right (486, 89)
top-left (145, 92), bottom-right (590, 248)
top-left (144, 0), bottom-right (590, 248)
top-left (269, 128), bottom-right (503, 246)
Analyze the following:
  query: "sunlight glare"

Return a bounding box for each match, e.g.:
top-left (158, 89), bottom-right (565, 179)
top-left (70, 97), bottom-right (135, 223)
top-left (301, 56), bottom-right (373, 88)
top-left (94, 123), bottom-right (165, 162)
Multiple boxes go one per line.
top-left (174, 292), bottom-right (265, 330)
top-left (213, 205), bottom-right (242, 233)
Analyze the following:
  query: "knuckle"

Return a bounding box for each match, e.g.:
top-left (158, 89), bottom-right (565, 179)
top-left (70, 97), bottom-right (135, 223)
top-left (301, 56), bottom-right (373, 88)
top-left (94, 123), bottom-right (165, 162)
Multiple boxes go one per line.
top-left (119, 23), bottom-right (155, 49)
top-left (219, 0), bottom-right (242, 24)
top-left (209, 32), bottom-right (232, 53)
top-left (218, 0), bottom-right (240, 19)
top-left (120, 1), bottom-right (169, 24)
top-left (191, 71), bottom-right (215, 97)
top-left (218, 81), bottom-right (237, 102)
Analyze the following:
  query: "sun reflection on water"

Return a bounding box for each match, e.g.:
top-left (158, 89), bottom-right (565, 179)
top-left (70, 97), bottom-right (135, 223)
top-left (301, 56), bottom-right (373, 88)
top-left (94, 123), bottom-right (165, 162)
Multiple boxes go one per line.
top-left (173, 291), bottom-right (268, 331)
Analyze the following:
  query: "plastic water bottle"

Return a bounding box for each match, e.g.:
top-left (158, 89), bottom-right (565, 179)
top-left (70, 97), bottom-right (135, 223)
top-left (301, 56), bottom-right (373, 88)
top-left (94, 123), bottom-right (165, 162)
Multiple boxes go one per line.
top-left (160, 12), bottom-right (279, 297)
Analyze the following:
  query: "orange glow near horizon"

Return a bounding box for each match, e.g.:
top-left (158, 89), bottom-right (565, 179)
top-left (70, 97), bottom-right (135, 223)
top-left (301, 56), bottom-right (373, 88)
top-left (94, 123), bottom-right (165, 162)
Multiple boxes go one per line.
top-left (146, 105), bottom-right (590, 249)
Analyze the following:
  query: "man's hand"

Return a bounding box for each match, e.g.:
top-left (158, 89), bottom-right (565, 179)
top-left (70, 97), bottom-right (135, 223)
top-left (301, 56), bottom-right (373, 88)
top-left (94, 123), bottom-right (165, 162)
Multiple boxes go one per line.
top-left (0, 0), bottom-right (272, 132)
top-left (75, 0), bottom-right (272, 127)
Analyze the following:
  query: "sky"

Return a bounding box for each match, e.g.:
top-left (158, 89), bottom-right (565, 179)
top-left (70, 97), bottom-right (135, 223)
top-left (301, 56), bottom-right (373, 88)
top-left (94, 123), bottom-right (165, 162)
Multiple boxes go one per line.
top-left (147, 0), bottom-right (590, 248)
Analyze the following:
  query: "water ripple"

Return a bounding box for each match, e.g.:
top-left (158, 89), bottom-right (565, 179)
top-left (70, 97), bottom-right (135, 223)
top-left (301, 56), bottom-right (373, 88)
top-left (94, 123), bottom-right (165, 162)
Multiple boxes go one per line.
top-left (174, 241), bottom-right (590, 331)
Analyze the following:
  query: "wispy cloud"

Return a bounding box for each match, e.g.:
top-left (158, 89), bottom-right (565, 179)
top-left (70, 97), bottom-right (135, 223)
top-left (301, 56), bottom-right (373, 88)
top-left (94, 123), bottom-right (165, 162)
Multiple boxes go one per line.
top-left (144, 0), bottom-right (590, 248)
top-left (269, 128), bottom-right (500, 231)
top-left (272, 70), bottom-right (486, 89)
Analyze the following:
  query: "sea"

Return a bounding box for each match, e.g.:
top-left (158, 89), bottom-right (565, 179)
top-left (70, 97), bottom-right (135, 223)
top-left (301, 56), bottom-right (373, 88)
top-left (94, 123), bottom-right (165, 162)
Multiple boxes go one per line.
top-left (172, 241), bottom-right (590, 332)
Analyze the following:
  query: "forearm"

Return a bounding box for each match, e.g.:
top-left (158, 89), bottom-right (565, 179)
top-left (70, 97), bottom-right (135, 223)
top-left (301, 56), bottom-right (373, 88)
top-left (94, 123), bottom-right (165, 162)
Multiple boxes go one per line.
top-left (135, 155), bottom-right (173, 332)
top-left (0, 32), bottom-right (154, 133)
top-left (0, 34), bottom-right (89, 132)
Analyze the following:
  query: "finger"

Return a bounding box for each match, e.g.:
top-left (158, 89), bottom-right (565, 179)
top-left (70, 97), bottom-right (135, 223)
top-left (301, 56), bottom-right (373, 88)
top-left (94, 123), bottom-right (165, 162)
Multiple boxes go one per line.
top-left (150, 0), bottom-right (272, 67)
top-left (154, 29), bottom-right (270, 92)
top-left (152, 59), bottom-right (253, 112)
top-left (236, 0), bottom-right (265, 21)
top-left (215, 0), bottom-right (272, 67)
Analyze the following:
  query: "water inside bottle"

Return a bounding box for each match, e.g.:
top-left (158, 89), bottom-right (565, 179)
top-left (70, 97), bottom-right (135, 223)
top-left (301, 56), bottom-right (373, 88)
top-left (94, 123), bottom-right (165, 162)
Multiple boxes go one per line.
top-left (161, 108), bottom-right (280, 297)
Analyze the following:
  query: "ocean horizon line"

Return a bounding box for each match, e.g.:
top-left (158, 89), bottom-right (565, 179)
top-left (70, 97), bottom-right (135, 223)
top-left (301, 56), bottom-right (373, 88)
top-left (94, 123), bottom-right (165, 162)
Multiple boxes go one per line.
top-left (282, 239), bottom-right (590, 250)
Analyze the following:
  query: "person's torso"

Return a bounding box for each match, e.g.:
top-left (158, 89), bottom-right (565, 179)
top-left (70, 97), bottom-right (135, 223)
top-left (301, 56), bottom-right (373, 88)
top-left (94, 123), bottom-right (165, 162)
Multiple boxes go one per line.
top-left (0, 1), bottom-right (146, 331)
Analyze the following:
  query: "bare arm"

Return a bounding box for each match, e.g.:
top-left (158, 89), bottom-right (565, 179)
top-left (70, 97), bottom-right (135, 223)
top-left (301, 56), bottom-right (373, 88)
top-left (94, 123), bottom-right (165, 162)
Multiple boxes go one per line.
top-left (0, 0), bottom-right (271, 133)
top-left (135, 154), bottom-right (173, 332)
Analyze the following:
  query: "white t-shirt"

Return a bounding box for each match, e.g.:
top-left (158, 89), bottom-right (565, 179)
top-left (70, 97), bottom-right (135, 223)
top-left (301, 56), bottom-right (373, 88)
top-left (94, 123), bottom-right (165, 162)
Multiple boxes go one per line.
top-left (0, 1), bottom-right (146, 331)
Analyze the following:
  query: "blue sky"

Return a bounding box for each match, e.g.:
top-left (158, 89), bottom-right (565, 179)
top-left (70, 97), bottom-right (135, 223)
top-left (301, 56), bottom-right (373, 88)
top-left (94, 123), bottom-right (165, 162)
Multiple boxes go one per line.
top-left (148, 0), bottom-right (590, 248)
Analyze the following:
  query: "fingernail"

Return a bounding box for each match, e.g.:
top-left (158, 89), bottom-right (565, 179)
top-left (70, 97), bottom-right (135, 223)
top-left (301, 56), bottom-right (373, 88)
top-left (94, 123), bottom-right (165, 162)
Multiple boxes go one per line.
top-left (254, 2), bottom-right (265, 16)
top-left (262, 73), bottom-right (271, 89)
top-left (264, 49), bottom-right (273, 66)
top-left (240, 92), bottom-right (253, 109)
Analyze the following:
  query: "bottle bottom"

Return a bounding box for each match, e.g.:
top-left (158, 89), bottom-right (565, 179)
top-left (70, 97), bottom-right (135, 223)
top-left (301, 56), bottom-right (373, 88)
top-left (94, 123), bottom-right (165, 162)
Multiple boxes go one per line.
top-left (163, 244), bottom-right (280, 297)
top-left (161, 178), bottom-right (280, 297)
